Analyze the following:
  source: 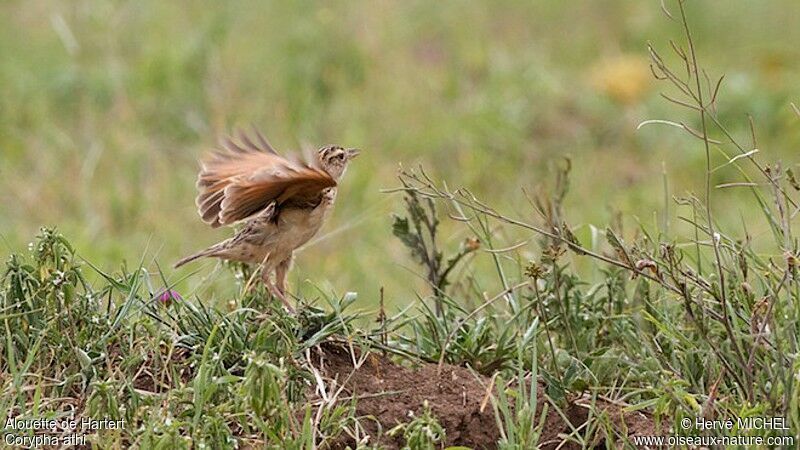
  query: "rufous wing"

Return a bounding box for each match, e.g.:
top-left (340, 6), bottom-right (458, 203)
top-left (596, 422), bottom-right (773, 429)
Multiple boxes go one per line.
top-left (195, 130), bottom-right (336, 227)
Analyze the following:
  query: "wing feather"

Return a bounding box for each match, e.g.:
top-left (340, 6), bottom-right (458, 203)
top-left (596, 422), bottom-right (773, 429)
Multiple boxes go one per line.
top-left (254, 129), bottom-right (277, 154)
top-left (195, 130), bottom-right (335, 227)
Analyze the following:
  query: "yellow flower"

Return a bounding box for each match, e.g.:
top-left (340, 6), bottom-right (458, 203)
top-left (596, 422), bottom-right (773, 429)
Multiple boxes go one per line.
top-left (590, 55), bottom-right (651, 105)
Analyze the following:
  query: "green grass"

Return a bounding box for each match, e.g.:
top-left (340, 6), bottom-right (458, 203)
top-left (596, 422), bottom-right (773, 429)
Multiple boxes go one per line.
top-left (2, 1), bottom-right (800, 449)
top-left (2, 0), bottom-right (800, 308)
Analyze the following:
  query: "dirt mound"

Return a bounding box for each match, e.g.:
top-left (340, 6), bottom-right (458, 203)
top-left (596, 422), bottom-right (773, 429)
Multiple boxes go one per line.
top-left (312, 342), bottom-right (657, 449)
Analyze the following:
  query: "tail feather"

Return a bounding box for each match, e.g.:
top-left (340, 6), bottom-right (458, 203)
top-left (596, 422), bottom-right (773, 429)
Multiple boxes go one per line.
top-left (174, 249), bottom-right (214, 268)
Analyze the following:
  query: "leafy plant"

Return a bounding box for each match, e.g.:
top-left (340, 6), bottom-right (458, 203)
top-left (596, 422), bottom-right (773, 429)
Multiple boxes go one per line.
top-left (392, 174), bottom-right (480, 316)
top-left (389, 401), bottom-right (446, 450)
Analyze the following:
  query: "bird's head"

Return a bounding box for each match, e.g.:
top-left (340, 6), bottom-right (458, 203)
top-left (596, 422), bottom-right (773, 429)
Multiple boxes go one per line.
top-left (317, 145), bottom-right (360, 180)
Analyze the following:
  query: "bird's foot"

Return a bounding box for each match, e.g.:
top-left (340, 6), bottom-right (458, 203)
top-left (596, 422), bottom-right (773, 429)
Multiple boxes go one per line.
top-left (264, 282), bottom-right (295, 314)
top-left (253, 291), bottom-right (294, 321)
top-left (260, 272), bottom-right (295, 314)
top-left (277, 292), bottom-right (295, 314)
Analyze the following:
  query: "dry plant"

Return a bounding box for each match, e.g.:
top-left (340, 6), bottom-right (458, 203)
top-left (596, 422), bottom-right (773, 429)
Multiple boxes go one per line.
top-left (391, 0), bottom-right (799, 441)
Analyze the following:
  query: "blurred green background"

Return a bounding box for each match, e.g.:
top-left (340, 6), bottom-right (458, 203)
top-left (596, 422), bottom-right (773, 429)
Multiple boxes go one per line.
top-left (1, 1), bottom-right (799, 309)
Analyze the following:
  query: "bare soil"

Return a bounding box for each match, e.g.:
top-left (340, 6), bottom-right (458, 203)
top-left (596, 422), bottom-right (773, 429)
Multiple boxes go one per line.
top-left (313, 342), bottom-right (658, 449)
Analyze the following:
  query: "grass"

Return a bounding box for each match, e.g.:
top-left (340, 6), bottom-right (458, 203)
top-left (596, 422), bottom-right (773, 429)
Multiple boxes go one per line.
top-left (2, 0), bottom-right (800, 307)
top-left (2, 0), bottom-right (800, 448)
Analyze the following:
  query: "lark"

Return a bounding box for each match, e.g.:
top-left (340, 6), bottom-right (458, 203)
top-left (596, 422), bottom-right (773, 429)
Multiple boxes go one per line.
top-left (175, 130), bottom-right (359, 310)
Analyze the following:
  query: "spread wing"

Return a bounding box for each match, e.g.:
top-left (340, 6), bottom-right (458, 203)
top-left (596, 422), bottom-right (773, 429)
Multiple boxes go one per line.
top-left (195, 130), bottom-right (336, 228)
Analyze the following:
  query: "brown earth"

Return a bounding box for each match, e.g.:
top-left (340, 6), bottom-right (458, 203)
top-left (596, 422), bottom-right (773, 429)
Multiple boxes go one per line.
top-left (312, 342), bottom-right (658, 450)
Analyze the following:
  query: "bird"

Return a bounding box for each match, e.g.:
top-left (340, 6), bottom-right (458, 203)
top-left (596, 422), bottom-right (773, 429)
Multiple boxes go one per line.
top-left (174, 129), bottom-right (359, 311)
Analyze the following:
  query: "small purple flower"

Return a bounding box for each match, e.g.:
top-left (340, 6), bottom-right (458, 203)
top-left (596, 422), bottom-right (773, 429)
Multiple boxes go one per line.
top-left (157, 289), bottom-right (182, 307)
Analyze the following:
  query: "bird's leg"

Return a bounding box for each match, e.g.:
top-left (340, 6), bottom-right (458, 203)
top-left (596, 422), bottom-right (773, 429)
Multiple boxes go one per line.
top-left (275, 257), bottom-right (293, 297)
top-left (262, 266), bottom-right (294, 313)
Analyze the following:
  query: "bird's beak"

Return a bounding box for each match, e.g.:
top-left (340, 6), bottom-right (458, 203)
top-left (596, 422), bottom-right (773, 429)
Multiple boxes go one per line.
top-left (346, 148), bottom-right (361, 159)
